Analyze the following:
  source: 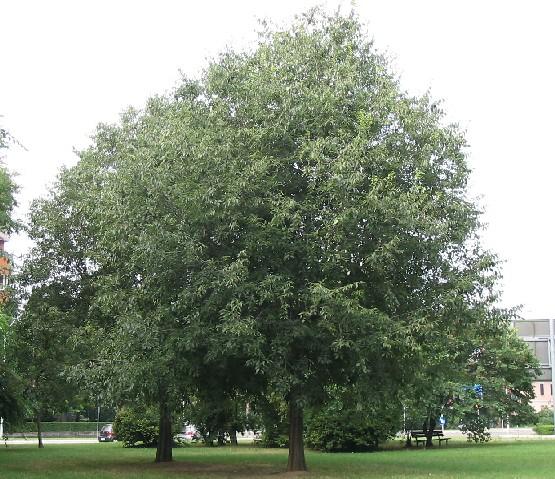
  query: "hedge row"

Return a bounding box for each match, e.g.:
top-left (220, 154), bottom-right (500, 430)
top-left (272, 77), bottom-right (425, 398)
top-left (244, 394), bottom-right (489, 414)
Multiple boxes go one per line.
top-left (6, 422), bottom-right (103, 433)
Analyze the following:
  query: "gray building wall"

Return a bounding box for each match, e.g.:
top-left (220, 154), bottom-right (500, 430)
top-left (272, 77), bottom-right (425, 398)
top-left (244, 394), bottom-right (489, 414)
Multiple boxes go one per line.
top-left (513, 319), bottom-right (553, 410)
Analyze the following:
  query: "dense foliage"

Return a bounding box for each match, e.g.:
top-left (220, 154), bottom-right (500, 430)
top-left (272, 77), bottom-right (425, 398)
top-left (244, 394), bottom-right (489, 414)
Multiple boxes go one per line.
top-left (533, 424), bottom-right (554, 435)
top-left (535, 406), bottom-right (554, 425)
top-left (0, 125), bottom-right (19, 233)
top-left (306, 395), bottom-right (400, 452)
top-left (0, 124), bottom-right (20, 431)
top-left (183, 395), bottom-right (251, 446)
top-left (17, 9), bottom-right (535, 470)
top-left (113, 407), bottom-right (160, 448)
top-left (403, 326), bottom-right (538, 446)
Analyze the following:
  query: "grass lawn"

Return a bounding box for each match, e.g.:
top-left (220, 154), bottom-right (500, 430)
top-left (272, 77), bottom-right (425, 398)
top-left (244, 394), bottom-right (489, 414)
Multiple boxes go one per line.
top-left (1, 440), bottom-right (555, 478)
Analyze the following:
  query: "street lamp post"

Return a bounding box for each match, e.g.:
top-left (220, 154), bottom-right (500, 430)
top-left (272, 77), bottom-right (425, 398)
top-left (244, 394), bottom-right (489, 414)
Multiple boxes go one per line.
top-left (96, 404), bottom-right (101, 440)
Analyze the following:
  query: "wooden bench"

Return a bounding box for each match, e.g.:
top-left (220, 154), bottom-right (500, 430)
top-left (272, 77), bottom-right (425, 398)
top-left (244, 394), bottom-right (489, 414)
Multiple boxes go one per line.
top-left (410, 430), bottom-right (451, 447)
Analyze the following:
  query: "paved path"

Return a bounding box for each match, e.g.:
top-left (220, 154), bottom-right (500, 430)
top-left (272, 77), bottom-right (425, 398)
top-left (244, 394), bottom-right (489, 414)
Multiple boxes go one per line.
top-left (5, 428), bottom-right (555, 446)
top-left (441, 427), bottom-right (555, 440)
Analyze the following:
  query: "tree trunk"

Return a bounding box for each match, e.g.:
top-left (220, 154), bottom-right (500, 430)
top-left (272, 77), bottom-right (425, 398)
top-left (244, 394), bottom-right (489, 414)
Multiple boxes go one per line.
top-left (155, 396), bottom-right (173, 463)
top-left (229, 400), bottom-right (238, 446)
top-left (287, 399), bottom-right (307, 472)
top-left (36, 413), bottom-right (44, 449)
top-left (229, 428), bottom-right (238, 446)
top-left (425, 416), bottom-right (436, 448)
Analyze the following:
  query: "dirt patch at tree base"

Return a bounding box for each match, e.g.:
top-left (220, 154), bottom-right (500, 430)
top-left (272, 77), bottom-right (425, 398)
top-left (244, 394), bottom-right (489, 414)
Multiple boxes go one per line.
top-left (107, 461), bottom-right (311, 477)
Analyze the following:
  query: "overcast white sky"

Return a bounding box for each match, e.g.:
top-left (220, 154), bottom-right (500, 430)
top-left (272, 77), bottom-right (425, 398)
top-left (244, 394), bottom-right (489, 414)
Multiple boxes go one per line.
top-left (1, 0), bottom-right (554, 318)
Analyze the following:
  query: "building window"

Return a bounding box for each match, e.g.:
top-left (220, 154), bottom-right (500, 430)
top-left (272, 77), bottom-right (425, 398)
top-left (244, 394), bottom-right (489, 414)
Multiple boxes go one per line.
top-left (540, 383), bottom-right (545, 396)
top-left (526, 341), bottom-right (550, 366)
top-left (551, 384), bottom-right (553, 395)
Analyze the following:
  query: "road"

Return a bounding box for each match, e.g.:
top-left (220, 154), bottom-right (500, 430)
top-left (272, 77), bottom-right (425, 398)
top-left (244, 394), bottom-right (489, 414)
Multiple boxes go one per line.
top-left (5, 428), bottom-right (555, 446)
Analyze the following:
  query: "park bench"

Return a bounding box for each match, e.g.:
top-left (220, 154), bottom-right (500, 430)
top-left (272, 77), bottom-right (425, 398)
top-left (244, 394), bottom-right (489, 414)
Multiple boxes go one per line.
top-left (410, 430), bottom-right (451, 447)
top-left (252, 432), bottom-right (262, 446)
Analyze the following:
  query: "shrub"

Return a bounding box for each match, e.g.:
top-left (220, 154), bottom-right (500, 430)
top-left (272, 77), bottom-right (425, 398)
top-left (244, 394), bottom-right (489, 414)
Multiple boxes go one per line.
top-left (306, 399), bottom-right (399, 452)
top-left (535, 406), bottom-right (554, 425)
top-left (534, 424), bottom-right (554, 435)
top-left (459, 415), bottom-right (491, 443)
top-left (113, 406), bottom-right (159, 447)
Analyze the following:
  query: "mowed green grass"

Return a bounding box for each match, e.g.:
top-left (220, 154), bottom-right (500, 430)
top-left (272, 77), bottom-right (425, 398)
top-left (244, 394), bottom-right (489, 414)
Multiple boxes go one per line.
top-left (1, 441), bottom-right (555, 479)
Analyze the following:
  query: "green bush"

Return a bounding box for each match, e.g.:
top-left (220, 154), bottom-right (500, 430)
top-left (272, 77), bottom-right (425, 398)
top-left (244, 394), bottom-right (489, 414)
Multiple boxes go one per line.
top-left (459, 415), bottom-right (491, 443)
top-left (535, 406), bottom-right (554, 425)
top-left (534, 424), bottom-right (554, 435)
top-left (306, 400), bottom-right (399, 452)
top-left (113, 407), bottom-right (159, 448)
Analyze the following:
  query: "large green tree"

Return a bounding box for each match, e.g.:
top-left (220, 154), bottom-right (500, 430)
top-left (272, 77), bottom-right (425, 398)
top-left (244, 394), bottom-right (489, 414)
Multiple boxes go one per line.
top-left (23, 10), bottom-right (515, 471)
top-left (165, 11), bottom-right (501, 470)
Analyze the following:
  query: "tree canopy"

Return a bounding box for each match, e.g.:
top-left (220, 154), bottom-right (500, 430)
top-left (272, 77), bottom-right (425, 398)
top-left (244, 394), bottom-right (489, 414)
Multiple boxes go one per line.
top-left (20, 10), bottom-right (533, 470)
top-left (0, 126), bottom-right (18, 234)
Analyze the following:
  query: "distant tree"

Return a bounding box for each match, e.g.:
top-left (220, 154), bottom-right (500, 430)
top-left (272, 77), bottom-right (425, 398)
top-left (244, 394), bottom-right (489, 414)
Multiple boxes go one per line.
top-left (0, 368), bottom-right (23, 435)
top-left (454, 327), bottom-right (538, 441)
top-left (404, 321), bottom-right (538, 446)
top-left (22, 112), bottom-right (208, 462)
top-left (9, 281), bottom-right (82, 448)
top-left (6, 176), bottom-right (104, 448)
top-left (0, 123), bottom-right (20, 433)
top-left (0, 124), bottom-right (19, 234)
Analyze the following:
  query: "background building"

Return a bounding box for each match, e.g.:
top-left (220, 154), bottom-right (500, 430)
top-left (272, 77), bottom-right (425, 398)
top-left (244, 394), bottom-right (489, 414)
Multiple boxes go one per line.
top-left (513, 319), bottom-right (553, 412)
top-left (0, 234), bottom-right (10, 305)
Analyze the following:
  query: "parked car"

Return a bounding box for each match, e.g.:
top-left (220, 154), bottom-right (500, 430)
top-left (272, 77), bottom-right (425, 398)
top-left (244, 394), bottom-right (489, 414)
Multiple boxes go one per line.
top-left (98, 424), bottom-right (116, 442)
top-left (175, 424), bottom-right (200, 442)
